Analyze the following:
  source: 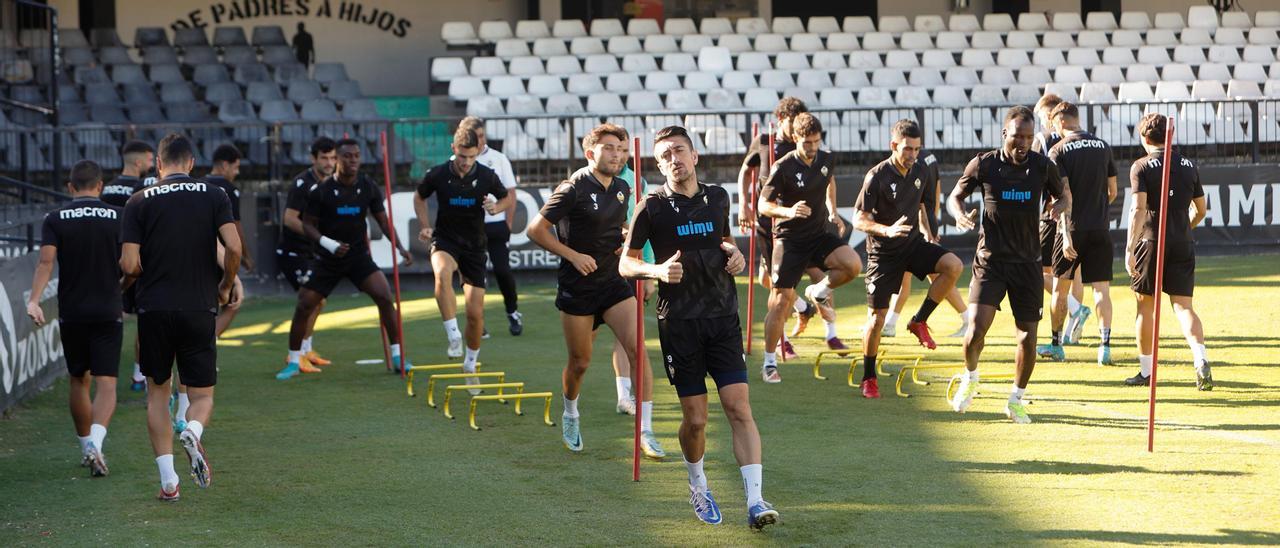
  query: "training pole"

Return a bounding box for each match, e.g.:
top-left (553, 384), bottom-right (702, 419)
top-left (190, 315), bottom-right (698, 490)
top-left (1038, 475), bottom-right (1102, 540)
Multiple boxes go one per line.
top-left (380, 131), bottom-right (408, 379)
top-left (632, 136), bottom-right (643, 482)
top-left (1147, 120), bottom-right (1175, 453)
top-left (746, 122), bottom-right (759, 354)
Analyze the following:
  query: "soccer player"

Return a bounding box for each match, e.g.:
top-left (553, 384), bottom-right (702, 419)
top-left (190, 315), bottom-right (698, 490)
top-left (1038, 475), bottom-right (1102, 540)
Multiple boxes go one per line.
top-left (105, 140), bottom-right (154, 391)
top-left (610, 133), bottom-right (655, 415)
top-left (415, 126), bottom-right (511, 383)
top-left (1034, 94), bottom-right (1091, 341)
top-left (120, 134), bottom-right (241, 500)
top-left (736, 97), bottom-right (843, 355)
top-left (1124, 114), bottom-right (1212, 390)
top-left (526, 123), bottom-right (663, 457)
top-left (205, 144), bottom-right (250, 335)
top-left (279, 138), bottom-right (413, 380)
top-left (457, 116), bottom-right (524, 336)
top-left (277, 137), bottom-right (338, 373)
top-left (1037, 102), bottom-right (1118, 364)
top-left (26, 160), bottom-right (122, 477)
top-left (853, 120), bottom-right (963, 398)
top-left (622, 125), bottom-right (777, 530)
top-left (758, 113), bottom-right (862, 383)
top-left (947, 107), bottom-right (1072, 424)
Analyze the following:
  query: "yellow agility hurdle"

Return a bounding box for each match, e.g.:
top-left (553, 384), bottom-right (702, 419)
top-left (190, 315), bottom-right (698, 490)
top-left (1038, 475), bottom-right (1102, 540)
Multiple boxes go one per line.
top-left (405, 362), bottom-right (480, 397)
top-left (894, 362), bottom-right (965, 397)
top-left (426, 372), bottom-right (506, 408)
top-left (945, 372), bottom-right (1015, 401)
top-left (469, 392), bottom-right (555, 431)
top-left (811, 349), bottom-right (860, 380)
top-left (442, 382), bottom-right (524, 419)
top-left (846, 351), bottom-right (927, 388)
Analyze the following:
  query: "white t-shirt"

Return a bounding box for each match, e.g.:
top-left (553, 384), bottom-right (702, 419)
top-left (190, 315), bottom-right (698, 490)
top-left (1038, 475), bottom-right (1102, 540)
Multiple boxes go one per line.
top-left (477, 146), bottom-right (517, 223)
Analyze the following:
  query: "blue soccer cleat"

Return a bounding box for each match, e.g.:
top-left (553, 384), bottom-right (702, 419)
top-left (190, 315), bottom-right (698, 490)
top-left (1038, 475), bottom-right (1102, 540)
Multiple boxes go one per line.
top-left (562, 414), bottom-right (583, 452)
top-left (747, 500), bottom-right (779, 530)
top-left (1097, 345), bottom-right (1112, 365)
top-left (276, 362), bottom-right (301, 381)
top-left (1036, 344), bottom-right (1065, 362)
top-left (689, 487), bottom-right (723, 525)
top-left (1066, 306), bottom-right (1092, 344)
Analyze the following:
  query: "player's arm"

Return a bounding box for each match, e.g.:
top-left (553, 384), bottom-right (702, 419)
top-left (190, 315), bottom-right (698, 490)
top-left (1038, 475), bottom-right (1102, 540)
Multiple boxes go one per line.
top-left (233, 219), bottom-right (253, 271)
top-left (736, 160), bottom-right (757, 230)
top-left (1190, 196), bottom-right (1207, 228)
top-left (372, 210), bottom-right (413, 266)
top-left (618, 202), bottom-right (682, 283)
top-left (1049, 163), bottom-right (1076, 260)
top-left (217, 222), bottom-right (242, 307)
top-left (25, 245), bottom-right (56, 326)
top-left (948, 157), bottom-right (982, 230)
top-left (918, 203), bottom-right (937, 242)
top-left (527, 214), bottom-right (598, 275)
top-left (757, 166), bottom-right (809, 220)
top-left (718, 194), bottom-right (744, 274)
top-left (412, 190), bottom-right (433, 241)
top-left (826, 174), bottom-right (845, 235)
top-left (1107, 175), bottom-right (1118, 204)
top-left (284, 207), bottom-right (305, 236)
top-left (1125, 163), bottom-right (1147, 277)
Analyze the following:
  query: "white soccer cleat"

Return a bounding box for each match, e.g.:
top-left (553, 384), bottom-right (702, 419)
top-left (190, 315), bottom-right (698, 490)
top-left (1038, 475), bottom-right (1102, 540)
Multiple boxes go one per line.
top-left (465, 373), bottom-right (481, 396)
top-left (616, 398), bottom-right (636, 415)
top-left (447, 337), bottom-right (463, 359)
top-left (951, 378), bottom-right (979, 413)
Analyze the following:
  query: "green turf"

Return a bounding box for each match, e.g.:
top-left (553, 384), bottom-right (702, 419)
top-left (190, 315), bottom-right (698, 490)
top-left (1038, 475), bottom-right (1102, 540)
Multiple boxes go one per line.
top-left (2, 254), bottom-right (1278, 545)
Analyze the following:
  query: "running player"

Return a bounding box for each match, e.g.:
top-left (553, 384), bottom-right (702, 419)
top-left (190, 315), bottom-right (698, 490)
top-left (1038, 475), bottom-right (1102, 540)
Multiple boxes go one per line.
top-left (26, 160), bottom-right (122, 478)
top-left (758, 113), bottom-right (863, 383)
top-left (947, 107), bottom-right (1072, 424)
top-left (1037, 102), bottom-right (1118, 364)
top-left (622, 125), bottom-right (776, 529)
top-left (279, 138), bottom-right (413, 380)
top-left (277, 137), bottom-right (338, 373)
top-left (1124, 114), bottom-right (1212, 390)
top-left (205, 144), bottom-right (250, 335)
top-left (105, 140), bottom-right (154, 391)
top-left (1035, 94), bottom-right (1091, 341)
top-left (526, 123), bottom-right (663, 457)
top-left (415, 126), bottom-right (512, 387)
top-left (120, 134), bottom-right (241, 500)
top-left (854, 120), bottom-right (963, 398)
top-left (457, 116), bottom-right (524, 336)
top-left (610, 132), bottom-right (655, 415)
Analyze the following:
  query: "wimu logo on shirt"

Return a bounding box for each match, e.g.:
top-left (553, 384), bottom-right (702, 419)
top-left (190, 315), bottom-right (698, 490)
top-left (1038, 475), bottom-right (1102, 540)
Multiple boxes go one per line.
top-left (1001, 189), bottom-right (1032, 202)
top-left (449, 196), bottom-right (477, 207)
top-left (142, 182), bottom-right (206, 198)
top-left (676, 221), bottom-right (716, 237)
top-left (336, 205), bottom-right (362, 216)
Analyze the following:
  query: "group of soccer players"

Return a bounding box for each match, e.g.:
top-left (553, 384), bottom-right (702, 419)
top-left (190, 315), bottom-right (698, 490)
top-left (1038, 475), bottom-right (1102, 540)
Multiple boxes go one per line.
top-left (25, 89), bottom-right (1215, 529)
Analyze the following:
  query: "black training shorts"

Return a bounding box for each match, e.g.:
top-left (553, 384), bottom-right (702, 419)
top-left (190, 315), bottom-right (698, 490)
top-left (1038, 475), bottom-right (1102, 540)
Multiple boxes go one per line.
top-left (432, 237), bottom-right (488, 289)
top-left (865, 239), bottom-right (951, 310)
top-left (1039, 219), bottom-right (1057, 268)
top-left (969, 261), bottom-right (1044, 323)
top-left (138, 310), bottom-right (217, 387)
top-left (557, 274), bottom-right (635, 329)
top-left (1053, 229), bottom-right (1113, 283)
top-left (1131, 240), bottom-right (1195, 297)
top-left (771, 231), bottom-right (845, 289)
top-left (61, 320), bottom-right (123, 378)
top-left (304, 253), bottom-right (382, 297)
top-left (276, 250), bottom-right (316, 291)
top-left (657, 314), bottom-right (749, 398)
top-left (755, 222), bottom-right (774, 275)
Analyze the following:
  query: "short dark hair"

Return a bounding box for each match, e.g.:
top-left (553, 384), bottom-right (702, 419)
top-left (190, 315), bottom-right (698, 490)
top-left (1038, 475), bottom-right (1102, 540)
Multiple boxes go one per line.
top-left (157, 133), bottom-right (195, 166)
top-left (790, 112), bottom-right (823, 139)
top-left (653, 125), bottom-right (694, 149)
top-left (891, 119), bottom-right (922, 141)
top-left (310, 136), bottom-right (337, 156)
top-left (1050, 101), bottom-right (1079, 121)
top-left (1005, 106), bottom-right (1036, 126)
top-left (212, 144), bottom-right (242, 165)
top-left (453, 127), bottom-right (480, 149)
top-left (1138, 113), bottom-right (1167, 145)
top-left (121, 140), bottom-right (154, 157)
top-left (774, 96), bottom-right (808, 121)
top-left (583, 123), bottom-right (628, 151)
top-left (459, 116), bottom-right (484, 131)
top-left (1035, 93), bottom-right (1063, 115)
top-left (335, 137), bottom-right (361, 151)
top-left (69, 160), bottom-right (102, 191)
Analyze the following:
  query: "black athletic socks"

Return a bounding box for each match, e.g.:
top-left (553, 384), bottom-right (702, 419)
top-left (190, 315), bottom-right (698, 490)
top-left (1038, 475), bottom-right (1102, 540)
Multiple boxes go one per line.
top-left (911, 297), bottom-right (940, 324)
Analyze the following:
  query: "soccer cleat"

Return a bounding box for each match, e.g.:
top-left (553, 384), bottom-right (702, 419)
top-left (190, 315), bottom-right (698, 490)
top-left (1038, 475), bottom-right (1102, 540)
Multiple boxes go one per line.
top-left (157, 484), bottom-right (180, 502)
top-left (860, 377), bottom-right (881, 399)
top-left (616, 398), bottom-right (636, 416)
top-left (1067, 306), bottom-right (1092, 344)
top-left (641, 430), bottom-right (666, 459)
top-left (447, 338), bottom-right (463, 359)
top-left (1036, 344), bottom-right (1065, 362)
top-left (299, 355), bottom-right (323, 374)
top-left (1097, 345), bottom-right (1112, 365)
top-left (561, 414), bottom-right (583, 452)
top-left (130, 379), bottom-right (146, 392)
top-left (179, 430), bottom-right (211, 488)
top-left (803, 283), bottom-right (832, 309)
top-left (80, 451), bottom-right (92, 468)
top-left (947, 323), bottom-right (969, 338)
top-left (304, 350), bottom-right (331, 366)
top-left (906, 320), bottom-right (937, 350)
top-left (391, 355), bottom-right (410, 374)
top-left (276, 361), bottom-right (301, 381)
top-left (87, 443), bottom-right (109, 477)
top-left (689, 486), bottom-right (723, 525)
top-left (788, 304), bottom-right (816, 337)
top-left (826, 337), bottom-right (848, 350)
top-left (747, 501), bottom-right (779, 530)
top-left (761, 364), bottom-right (781, 384)
top-left (465, 372), bottom-right (481, 396)
top-left (1124, 372), bottom-right (1150, 386)
top-left (880, 322), bottom-right (897, 338)
top-left (173, 416), bottom-right (187, 434)
top-left (508, 312), bottom-right (523, 336)
top-left (482, 328), bottom-right (491, 340)
top-left (1196, 362), bottom-right (1214, 391)
top-left (1005, 400), bottom-right (1032, 424)
top-left (779, 340), bottom-right (798, 360)
top-left (951, 378), bottom-right (979, 413)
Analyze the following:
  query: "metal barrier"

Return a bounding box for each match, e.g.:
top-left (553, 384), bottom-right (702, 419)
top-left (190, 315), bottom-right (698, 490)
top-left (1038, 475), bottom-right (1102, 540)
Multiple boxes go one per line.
top-left (0, 174), bottom-right (67, 253)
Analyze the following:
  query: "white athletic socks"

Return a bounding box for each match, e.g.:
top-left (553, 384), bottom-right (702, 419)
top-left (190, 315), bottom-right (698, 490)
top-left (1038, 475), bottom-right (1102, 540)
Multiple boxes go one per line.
top-left (1139, 354), bottom-right (1153, 377)
top-left (740, 464), bottom-right (764, 507)
top-left (1009, 386), bottom-right (1026, 404)
top-left (301, 336), bottom-right (313, 354)
top-left (615, 377), bottom-right (632, 403)
top-left (641, 401), bottom-right (653, 432)
top-left (288, 349), bottom-right (302, 364)
top-left (132, 363), bottom-right (144, 383)
top-left (792, 298), bottom-right (809, 314)
top-left (1067, 294), bottom-right (1082, 315)
top-left (1190, 343), bottom-right (1208, 368)
top-left (176, 393), bottom-right (190, 423)
top-left (78, 435), bottom-right (91, 454)
top-left (824, 320), bottom-right (838, 340)
top-left (463, 347), bottom-right (480, 370)
top-left (685, 457), bottom-right (707, 490)
top-left (390, 343), bottom-right (401, 360)
top-left (563, 396), bottom-right (579, 418)
top-left (886, 311), bottom-right (900, 328)
top-left (186, 420), bottom-right (204, 440)
top-left (157, 454), bottom-right (179, 487)
top-left (812, 278), bottom-right (833, 299)
top-left (967, 369), bottom-right (980, 382)
top-left (89, 424), bottom-right (107, 451)
top-left (443, 318), bottom-right (462, 341)
top-left (763, 352), bottom-right (777, 366)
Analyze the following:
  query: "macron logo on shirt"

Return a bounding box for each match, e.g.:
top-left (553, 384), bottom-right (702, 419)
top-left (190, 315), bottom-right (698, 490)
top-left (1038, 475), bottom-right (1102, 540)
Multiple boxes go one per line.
top-left (1001, 189), bottom-right (1032, 202)
top-left (60, 207), bottom-right (117, 220)
top-left (676, 221), bottom-right (716, 237)
top-left (142, 181), bottom-right (206, 198)
top-left (449, 196), bottom-right (477, 207)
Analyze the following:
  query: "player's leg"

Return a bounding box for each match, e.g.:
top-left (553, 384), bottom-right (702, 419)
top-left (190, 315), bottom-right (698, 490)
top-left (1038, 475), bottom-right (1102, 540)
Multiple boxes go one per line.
top-left (762, 286), bottom-right (795, 381)
top-left (718, 382), bottom-right (775, 529)
top-left (1065, 273), bottom-right (1089, 343)
top-left (906, 248), bottom-right (963, 349)
top-left (804, 266), bottom-right (844, 348)
top-left (883, 274), bottom-right (911, 337)
top-left (1093, 281), bottom-right (1114, 364)
top-left (559, 312), bottom-right (595, 452)
top-left (816, 243), bottom-right (863, 290)
top-left (140, 312), bottom-right (181, 499)
top-left (77, 321), bottom-right (122, 476)
top-left (301, 297), bottom-right (330, 365)
top-left (1041, 274), bottom-right (1071, 361)
top-left (485, 222), bottom-right (522, 335)
top-left (788, 268), bottom-right (822, 338)
top-left (602, 296), bottom-right (663, 458)
top-left (1007, 318), bottom-right (1038, 423)
top-left (677, 391), bottom-right (722, 525)
top-left (954, 263), bottom-right (1002, 413)
top-left (431, 250), bottom-right (464, 358)
top-left (611, 339), bottom-right (635, 415)
top-left (357, 270), bottom-right (405, 369)
top-left (175, 313), bottom-right (216, 490)
top-left (60, 324), bottom-right (94, 465)
top-left (1171, 294), bottom-right (1212, 390)
top-left (459, 283), bottom-right (486, 392)
top-left (280, 287), bottom-right (325, 380)
top-left (1127, 291), bottom-right (1156, 386)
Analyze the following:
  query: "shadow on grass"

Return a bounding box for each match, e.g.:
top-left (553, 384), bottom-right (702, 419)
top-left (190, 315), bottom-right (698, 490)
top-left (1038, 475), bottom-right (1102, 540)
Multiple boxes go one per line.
top-left (1035, 528), bottom-right (1280, 545)
top-left (952, 459), bottom-right (1248, 477)
top-left (1029, 412), bottom-right (1280, 432)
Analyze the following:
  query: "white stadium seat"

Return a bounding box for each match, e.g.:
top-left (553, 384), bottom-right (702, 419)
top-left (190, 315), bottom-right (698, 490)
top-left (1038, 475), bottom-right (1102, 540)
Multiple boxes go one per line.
top-left (834, 69), bottom-right (870, 88)
top-left (628, 18), bottom-right (660, 37)
top-left (605, 73), bottom-right (642, 93)
top-left (663, 53), bottom-right (698, 73)
top-left (827, 32), bottom-right (859, 51)
top-left (983, 13), bottom-right (1015, 32)
top-left (664, 18), bottom-right (697, 36)
top-left (515, 20), bottom-right (550, 40)
top-left (621, 53), bottom-right (658, 73)
top-left (1119, 11), bottom-right (1150, 30)
top-left (643, 34), bottom-right (678, 54)
top-left (949, 14), bottom-right (980, 32)
top-left (494, 38), bottom-right (529, 58)
top-left (1080, 82), bottom-right (1117, 103)
top-left (935, 31), bottom-right (969, 50)
top-left (431, 57), bottom-right (467, 81)
top-left (809, 17), bottom-right (841, 35)
top-left (879, 16), bottom-right (911, 33)
top-left (508, 56), bottom-right (545, 77)
top-left (448, 76), bottom-right (485, 99)
top-left (714, 34), bottom-right (750, 54)
top-left (1042, 31), bottom-right (1075, 48)
top-left (442, 22), bottom-right (479, 46)
top-left (1111, 30), bottom-right (1143, 47)
top-left (1052, 12), bottom-right (1084, 31)
top-left (843, 16), bottom-right (875, 33)
top-left (583, 54), bottom-right (619, 74)
top-left (1191, 80), bottom-right (1227, 100)
top-left (812, 51), bottom-right (848, 70)
top-left (772, 17), bottom-right (805, 34)
top-left (1076, 30), bottom-right (1110, 47)
top-left (696, 47), bottom-right (732, 74)
top-left (700, 17), bottom-right (732, 35)
top-left (567, 74), bottom-right (603, 94)
top-left (736, 17), bottom-right (769, 36)
top-left (532, 38), bottom-right (569, 57)
top-left (775, 52), bottom-right (810, 71)
top-left (607, 36), bottom-right (641, 55)
top-left (743, 88), bottom-right (780, 110)
top-left (1187, 6), bottom-right (1218, 29)
top-left (790, 33), bottom-right (824, 53)
top-left (546, 55), bottom-right (582, 76)
top-left (553, 20), bottom-right (587, 38)
top-left (570, 37), bottom-right (606, 56)
top-left (478, 21), bottom-right (513, 41)
top-left (1091, 65), bottom-right (1125, 85)
top-left (1153, 12), bottom-right (1184, 30)
top-left (586, 92), bottom-right (625, 113)
top-left (680, 34), bottom-right (714, 53)
top-left (1017, 13), bottom-right (1049, 31)
top-left (915, 15), bottom-right (946, 33)
top-left (754, 33), bottom-right (788, 53)
top-left (1085, 11), bottom-right (1117, 30)
top-left (704, 127), bottom-right (745, 154)
top-left (736, 52), bottom-right (772, 72)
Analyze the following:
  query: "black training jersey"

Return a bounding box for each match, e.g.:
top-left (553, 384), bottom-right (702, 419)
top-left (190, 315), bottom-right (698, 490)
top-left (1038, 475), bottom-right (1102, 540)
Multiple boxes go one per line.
top-left (1049, 131), bottom-right (1116, 231)
top-left (627, 183), bottom-right (737, 320)
top-left (204, 175), bottom-right (242, 222)
top-left (759, 149), bottom-right (835, 240)
top-left (40, 198), bottom-right (123, 322)
top-left (741, 134), bottom-right (797, 230)
top-left (101, 176), bottom-right (139, 208)
top-left (1035, 131), bottom-right (1063, 223)
top-left (416, 161), bottom-right (507, 250)
top-left (122, 175), bottom-right (234, 313)
top-left (1131, 149), bottom-right (1204, 244)
top-left (279, 168), bottom-right (322, 255)
top-left (129, 175), bottom-right (159, 193)
top-left (956, 149), bottom-right (1066, 265)
top-left (855, 158), bottom-right (933, 256)
top-left (304, 174), bottom-right (385, 259)
top-left (539, 167), bottom-right (631, 287)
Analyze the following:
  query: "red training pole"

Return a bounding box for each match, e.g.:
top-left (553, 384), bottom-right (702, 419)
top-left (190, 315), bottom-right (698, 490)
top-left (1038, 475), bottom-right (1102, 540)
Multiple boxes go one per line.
top-left (380, 131), bottom-right (408, 379)
top-left (632, 136), bottom-right (643, 482)
top-left (746, 122), bottom-right (759, 354)
top-left (1147, 120), bottom-right (1175, 453)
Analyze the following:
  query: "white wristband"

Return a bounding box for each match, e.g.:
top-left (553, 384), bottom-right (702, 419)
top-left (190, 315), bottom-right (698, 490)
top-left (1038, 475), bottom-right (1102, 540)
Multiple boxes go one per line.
top-left (319, 236), bottom-right (340, 253)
